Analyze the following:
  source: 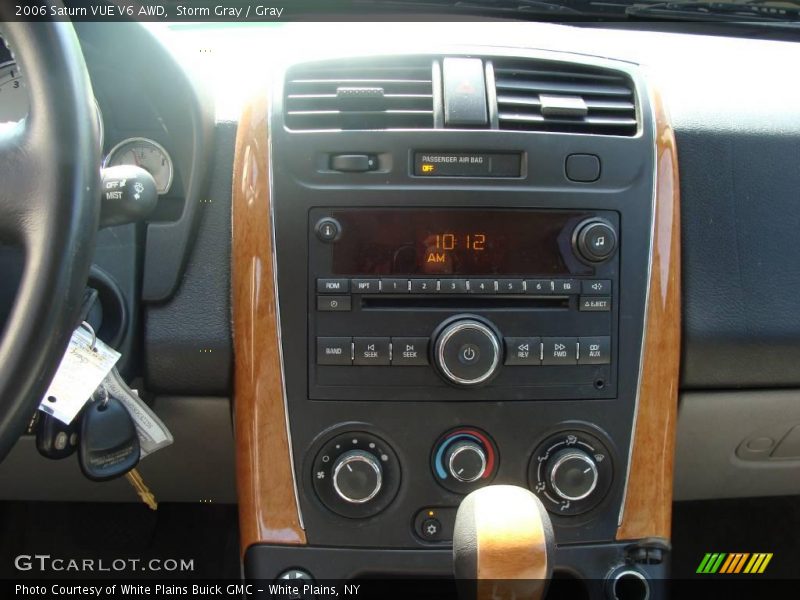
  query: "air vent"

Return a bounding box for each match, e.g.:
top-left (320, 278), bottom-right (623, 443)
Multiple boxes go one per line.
top-left (493, 60), bottom-right (637, 136)
top-left (285, 58), bottom-right (434, 131)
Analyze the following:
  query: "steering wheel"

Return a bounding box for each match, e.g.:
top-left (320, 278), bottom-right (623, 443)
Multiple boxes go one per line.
top-left (0, 20), bottom-right (100, 462)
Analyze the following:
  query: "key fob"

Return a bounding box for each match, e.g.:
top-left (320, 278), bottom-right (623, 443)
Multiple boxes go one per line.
top-left (79, 395), bottom-right (140, 481)
top-left (36, 411), bottom-right (81, 460)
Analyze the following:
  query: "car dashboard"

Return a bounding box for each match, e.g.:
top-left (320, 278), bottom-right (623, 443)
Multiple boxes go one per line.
top-left (2, 18), bottom-right (800, 595)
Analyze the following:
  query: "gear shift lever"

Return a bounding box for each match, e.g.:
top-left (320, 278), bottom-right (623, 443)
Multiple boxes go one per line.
top-left (453, 485), bottom-right (555, 600)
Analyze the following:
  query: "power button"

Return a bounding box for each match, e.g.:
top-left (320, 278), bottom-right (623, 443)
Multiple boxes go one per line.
top-left (433, 317), bottom-right (502, 387)
top-left (459, 344), bottom-right (480, 365)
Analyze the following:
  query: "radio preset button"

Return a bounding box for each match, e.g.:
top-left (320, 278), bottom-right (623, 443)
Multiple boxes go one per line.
top-left (317, 295), bottom-right (351, 312)
top-left (468, 279), bottom-right (496, 294)
top-left (579, 296), bottom-right (612, 312)
top-left (391, 337), bottom-right (429, 366)
top-left (504, 337), bottom-right (542, 365)
top-left (410, 279), bottom-right (437, 294)
top-left (351, 278), bottom-right (381, 294)
top-left (439, 279), bottom-right (468, 294)
top-left (581, 280), bottom-right (612, 295)
top-left (497, 279), bottom-right (525, 294)
top-left (380, 278), bottom-right (410, 294)
top-left (317, 337), bottom-right (352, 366)
top-left (578, 337), bottom-right (611, 365)
top-left (317, 278), bottom-right (350, 294)
top-left (526, 279), bottom-right (554, 295)
top-left (353, 337), bottom-right (391, 365)
top-left (542, 337), bottom-right (578, 365)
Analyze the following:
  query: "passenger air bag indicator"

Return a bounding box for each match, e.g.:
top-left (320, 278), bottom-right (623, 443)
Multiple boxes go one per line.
top-left (414, 152), bottom-right (522, 177)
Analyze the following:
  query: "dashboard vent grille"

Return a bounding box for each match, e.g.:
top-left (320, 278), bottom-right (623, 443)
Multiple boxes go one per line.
top-left (285, 58), bottom-right (434, 131)
top-left (493, 60), bottom-right (637, 136)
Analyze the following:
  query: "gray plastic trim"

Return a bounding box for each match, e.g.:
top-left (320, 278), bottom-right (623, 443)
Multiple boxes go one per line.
top-left (675, 390), bottom-right (800, 501)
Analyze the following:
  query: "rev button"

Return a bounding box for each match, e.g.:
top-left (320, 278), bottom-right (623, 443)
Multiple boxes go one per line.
top-left (391, 337), bottom-right (429, 366)
top-left (504, 337), bottom-right (542, 366)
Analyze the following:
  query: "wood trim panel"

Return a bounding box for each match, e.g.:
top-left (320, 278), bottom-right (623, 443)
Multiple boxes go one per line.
top-left (233, 95), bottom-right (306, 553)
top-left (617, 88), bottom-right (681, 541)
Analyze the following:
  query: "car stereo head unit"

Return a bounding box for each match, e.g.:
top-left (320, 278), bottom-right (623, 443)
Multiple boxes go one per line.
top-left (308, 207), bottom-right (619, 402)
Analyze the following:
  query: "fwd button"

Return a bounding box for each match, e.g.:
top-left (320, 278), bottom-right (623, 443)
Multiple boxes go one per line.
top-left (391, 337), bottom-right (429, 366)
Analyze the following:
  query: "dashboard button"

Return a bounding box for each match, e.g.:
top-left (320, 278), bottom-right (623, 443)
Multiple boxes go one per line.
top-left (330, 154), bottom-right (378, 172)
top-left (351, 278), bottom-right (380, 294)
top-left (565, 154), bottom-right (601, 183)
top-left (354, 337), bottom-right (391, 365)
top-left (410, 279), bottom-right (437, 294)
top-left (574, 219), bottom-right (617, 263)
top-left (317, 278), bottom-right (350, 294)
top-left (579, 296), bottom-right (611, 312)
top-left (380, 278), bottom-right (409, 294)
top-left (314, 217), bottom-right (341, 242)
top-left (317, 296), bottom-right (351, 312)
top-left (579, 337), bottom-right (611, 365)
top-left (542, 337), bottom-right (578, 365)
top-left (420, 518), bottom-right (442, 539)
top-left (439, 279), bottom-right (468, 294)
top-left (317, 337), bottom-right (352, 366)
top-left (581, 280), bottom-right (611, 295)
top-left (504, 337), bottom-right (542, 365)
top-left (468, 279), bottom-right (496, 294)
top-left (497, 279), bottom-right (525, 294)
top-left (392, 337), bottom-right (429, 366)
top-left (434, 318), bottom-right (501, 386)
top-left (554, 279), bottom-right (579, 294)
top-left (525, 279), bottom-right (554, 295)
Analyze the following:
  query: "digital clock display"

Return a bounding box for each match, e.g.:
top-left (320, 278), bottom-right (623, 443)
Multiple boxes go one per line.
top-left (329, 209), bottom-right (593, 276)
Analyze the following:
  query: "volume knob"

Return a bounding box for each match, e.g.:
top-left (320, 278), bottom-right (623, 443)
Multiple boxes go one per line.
top-left (433, 317), bottom-right (501, 387)
top-left (332, 450), bottom-right (383, 504)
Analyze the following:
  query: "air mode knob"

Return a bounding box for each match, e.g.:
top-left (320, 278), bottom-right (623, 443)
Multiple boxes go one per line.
top-left (433, 317), bottom-right (502, 386)
top-left (545, 449), bottom-right (599, 502)
top-left (332, 450), bottom-right (383, 504)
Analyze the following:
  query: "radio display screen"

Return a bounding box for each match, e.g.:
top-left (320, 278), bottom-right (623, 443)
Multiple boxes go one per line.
top-left (329, 209), bottom-right (593, 276)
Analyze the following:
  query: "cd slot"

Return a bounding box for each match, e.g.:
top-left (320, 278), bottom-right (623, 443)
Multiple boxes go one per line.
top-left (361, 296), bottom-right (570, 310)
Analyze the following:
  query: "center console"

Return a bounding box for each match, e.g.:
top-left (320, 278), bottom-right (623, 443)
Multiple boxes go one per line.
top-left (233, 48), bottom-right (680, 599)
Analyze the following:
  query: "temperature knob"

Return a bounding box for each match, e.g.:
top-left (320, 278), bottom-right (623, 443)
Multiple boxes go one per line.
top-left (546, 449), bottom-right (599, 502)
top-left (432, 427), bottom-right (499, 494)
top-left (445, 440), bottom-right (487, 483)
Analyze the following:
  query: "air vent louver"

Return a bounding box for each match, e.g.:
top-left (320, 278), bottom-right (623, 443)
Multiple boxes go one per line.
top-left (285, 58), bottom-right (434, 131)
top-left (493, 60), bottom-right (637, 136)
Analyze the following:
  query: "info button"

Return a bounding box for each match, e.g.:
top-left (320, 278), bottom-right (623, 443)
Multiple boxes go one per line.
top-left (391, 337), bottom-right (429, 366)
